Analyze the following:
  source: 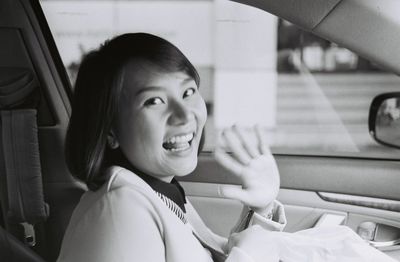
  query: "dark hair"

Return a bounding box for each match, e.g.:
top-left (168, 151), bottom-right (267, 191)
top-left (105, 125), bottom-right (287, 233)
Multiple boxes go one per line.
top-left (65, 33), bottom-right (200, 191)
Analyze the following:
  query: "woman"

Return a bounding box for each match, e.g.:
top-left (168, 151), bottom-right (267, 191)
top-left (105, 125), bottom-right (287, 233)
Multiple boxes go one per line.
top-left (57, 33), bottom-right (286, 262)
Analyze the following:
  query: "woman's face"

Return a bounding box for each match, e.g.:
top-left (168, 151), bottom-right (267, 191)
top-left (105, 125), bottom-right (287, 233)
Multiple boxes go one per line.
top-left (113, 62), bottom-right (207, 182)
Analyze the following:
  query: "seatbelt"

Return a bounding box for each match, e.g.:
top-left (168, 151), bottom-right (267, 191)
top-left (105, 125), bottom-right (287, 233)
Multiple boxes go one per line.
top-left (191, 227), bottom-right (228, 262)
top-left (185, 201), bottom-right (228, 262)
top-left (155, 190), bottom-right (227, 261)
top-left (0, 67), bottom-right (49, 249)
top-left (0, 110), bottom-right (49, 247)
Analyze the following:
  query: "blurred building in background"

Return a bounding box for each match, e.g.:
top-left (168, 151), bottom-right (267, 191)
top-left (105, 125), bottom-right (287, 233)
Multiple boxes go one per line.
top-left (277, 19), bottom-right (382, 73)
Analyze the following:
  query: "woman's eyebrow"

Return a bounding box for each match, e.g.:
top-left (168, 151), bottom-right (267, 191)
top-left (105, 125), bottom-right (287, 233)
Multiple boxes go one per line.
top-left (182, 78), bottom-right (195, 85)
top-left (134, 78), bottom-right (195, 96)
top-left (134, 86), bottom-right (164, 97)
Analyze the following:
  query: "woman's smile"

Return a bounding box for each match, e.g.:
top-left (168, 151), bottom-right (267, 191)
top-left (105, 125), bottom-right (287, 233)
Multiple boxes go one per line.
top-left (163, 132), bottom-right (195, 152)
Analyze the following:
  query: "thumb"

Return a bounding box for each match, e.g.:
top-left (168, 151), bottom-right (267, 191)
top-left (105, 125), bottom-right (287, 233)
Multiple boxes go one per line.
top-left (218, 185), bottom-right (250, 203)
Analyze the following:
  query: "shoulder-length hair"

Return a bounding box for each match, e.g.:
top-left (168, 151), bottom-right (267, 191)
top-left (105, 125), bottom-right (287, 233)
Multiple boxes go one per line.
top-left (65, 33), bottom-right (200, 191)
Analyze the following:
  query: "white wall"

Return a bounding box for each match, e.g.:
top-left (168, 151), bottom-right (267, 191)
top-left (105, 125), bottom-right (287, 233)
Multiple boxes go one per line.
top-left (213, 0), bottom-right (277, 128)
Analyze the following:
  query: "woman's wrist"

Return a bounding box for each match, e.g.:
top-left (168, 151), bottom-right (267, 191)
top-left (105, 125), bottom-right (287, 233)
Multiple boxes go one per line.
top-left (250, 202), bottom-right (275, 220)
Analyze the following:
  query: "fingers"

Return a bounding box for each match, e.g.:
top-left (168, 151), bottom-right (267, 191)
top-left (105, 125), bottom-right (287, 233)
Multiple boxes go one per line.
top-left (255, 125), bottom-right (271, 155)
top-left (215, 148), bottom-right (244, 177)
top-left (220, 125), bottom-right (263, 165)
top-left (232, 125), bottom-right (260, 159)
top-left (220, 127), bottom-right (252, 165)
top-left (215, 124), bottom-right (274, 178)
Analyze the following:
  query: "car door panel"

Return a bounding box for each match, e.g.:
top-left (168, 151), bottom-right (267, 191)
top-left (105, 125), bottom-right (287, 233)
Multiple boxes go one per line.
top-left (184, 189), bottom-right (400, 260)
top-left (184, 182), bottom-right (400, 232)
top-left (184, 183), bottom-right (350, 236)
top-left (183, 153), bottom-right (400, 200)
top-left (182, 153), bottom-right (400, 259)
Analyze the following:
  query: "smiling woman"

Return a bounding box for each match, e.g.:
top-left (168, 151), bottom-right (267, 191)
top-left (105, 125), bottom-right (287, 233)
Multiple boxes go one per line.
top-left (58, 32), bottom-right (286, 262)
top-left (65, 33), bottom-right (206, 188)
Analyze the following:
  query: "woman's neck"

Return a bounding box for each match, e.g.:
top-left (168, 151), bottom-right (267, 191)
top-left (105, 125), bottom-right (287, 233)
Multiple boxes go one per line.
top-left (109, 148), bottom-right (174, 183)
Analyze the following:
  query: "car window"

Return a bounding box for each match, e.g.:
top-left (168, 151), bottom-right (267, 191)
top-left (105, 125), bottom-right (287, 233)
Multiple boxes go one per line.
top-left (39, 0), bottom-right (400, 159)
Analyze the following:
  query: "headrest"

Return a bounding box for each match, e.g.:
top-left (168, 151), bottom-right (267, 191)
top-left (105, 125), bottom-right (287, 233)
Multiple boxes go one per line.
top-left (0, 67), bottom-right (37, 109)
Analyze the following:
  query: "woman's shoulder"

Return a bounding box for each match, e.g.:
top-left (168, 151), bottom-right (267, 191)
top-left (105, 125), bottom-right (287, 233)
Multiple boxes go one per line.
top-left (87, 166), bottom-right (156, 204)
top-left (105, 165), bottom-right (150, 192)
top-left (72, 166), bottom-right (158, 219)
top-left (58, 167), bottom-right (166, 262)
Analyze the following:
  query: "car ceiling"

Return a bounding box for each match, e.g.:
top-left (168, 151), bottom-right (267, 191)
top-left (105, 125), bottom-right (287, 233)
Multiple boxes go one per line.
top-left (234, 0), bottom-right (400, 76)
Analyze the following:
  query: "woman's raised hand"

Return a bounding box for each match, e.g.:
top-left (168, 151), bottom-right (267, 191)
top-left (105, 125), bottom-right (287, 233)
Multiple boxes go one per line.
top-left (215, 125), bottom-right (280, 213)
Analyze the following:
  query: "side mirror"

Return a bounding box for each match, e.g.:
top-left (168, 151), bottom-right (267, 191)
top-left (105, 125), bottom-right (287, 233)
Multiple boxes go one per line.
top-left (369, 92), bottom-right (400, 149)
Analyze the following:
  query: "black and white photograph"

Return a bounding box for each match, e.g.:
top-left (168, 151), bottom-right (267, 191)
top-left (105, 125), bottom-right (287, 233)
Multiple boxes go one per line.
top-left (1, 0), bottom-right (400, 261)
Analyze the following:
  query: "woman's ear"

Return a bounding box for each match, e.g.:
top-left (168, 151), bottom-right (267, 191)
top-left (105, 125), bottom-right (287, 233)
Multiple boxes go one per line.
top-left (107, 132), bottom-right (119, 149)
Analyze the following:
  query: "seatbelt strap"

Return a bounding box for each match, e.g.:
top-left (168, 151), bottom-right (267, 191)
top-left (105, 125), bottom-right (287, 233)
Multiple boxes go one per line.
top-left (0, 110), bottom-right (49, 246)
top-left (191, 228), bottom-right (228, 262)
top-left (156, 191), bottom-right (227, 261)
top-left (185, 201), bottom-right (228, 262)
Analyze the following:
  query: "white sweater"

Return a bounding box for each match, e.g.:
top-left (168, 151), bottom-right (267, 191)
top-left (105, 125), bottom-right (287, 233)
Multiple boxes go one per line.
top-left (57, 166), bottom-right (286, 262)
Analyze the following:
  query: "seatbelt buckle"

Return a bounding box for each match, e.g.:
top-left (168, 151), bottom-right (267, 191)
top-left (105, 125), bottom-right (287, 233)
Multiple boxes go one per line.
top-left (20, 222), bottom-right (36, 247)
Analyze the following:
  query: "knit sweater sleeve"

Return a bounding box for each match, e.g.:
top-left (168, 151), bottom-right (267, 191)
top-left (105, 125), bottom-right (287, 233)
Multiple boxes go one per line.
top-left (223, 201), bottom-right (286, 262)
top-left (230, 200), bottom-right (287, 234)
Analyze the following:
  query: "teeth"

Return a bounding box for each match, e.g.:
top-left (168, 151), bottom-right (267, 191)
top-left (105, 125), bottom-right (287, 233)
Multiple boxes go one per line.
top-left (165, 133), bottom-right (194, 144)
top-left (163, 133), bottom-right (194, 152)
top-left (169, 143), bottom-right (190, 152)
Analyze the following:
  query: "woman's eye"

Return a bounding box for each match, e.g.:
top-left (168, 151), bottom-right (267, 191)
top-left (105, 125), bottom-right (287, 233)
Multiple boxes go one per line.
top-left (183, 88), bottom-right (196, 98)
top-left (144, 97), bottom-right (164, 106)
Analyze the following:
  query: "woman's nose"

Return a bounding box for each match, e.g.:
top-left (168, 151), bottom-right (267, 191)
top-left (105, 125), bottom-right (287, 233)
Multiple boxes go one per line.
top-left (168, 101), bottom-right (191, 125)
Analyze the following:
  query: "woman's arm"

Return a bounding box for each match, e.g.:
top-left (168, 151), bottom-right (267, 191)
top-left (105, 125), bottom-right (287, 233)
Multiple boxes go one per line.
top-left (187, 124), bottom-right (286, 257)
top-left (230, 200), bottom-right (286, 234)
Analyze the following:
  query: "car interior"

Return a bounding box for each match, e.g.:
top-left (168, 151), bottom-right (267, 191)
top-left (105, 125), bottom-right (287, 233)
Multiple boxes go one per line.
top-left (1, 0), bottom-right (400, 261)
